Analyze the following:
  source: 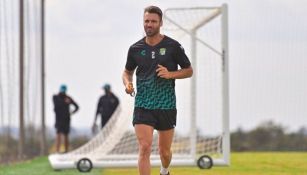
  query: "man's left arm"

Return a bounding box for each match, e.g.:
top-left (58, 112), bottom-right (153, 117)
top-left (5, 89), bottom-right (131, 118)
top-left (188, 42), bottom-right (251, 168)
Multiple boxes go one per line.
top-left (156, 64), bottom-right (193, 79)
top-left (114, 95), bottom-right (119, 108)
top-left (70, 98), bottom-right (79, 114)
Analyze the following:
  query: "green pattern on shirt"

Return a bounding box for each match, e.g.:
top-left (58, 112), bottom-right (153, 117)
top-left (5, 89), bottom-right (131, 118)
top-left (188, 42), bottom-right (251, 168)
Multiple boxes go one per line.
top-left (135, 76), bottom-right (176, 109)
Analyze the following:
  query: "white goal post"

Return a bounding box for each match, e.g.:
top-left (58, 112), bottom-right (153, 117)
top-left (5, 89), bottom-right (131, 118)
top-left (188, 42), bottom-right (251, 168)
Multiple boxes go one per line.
top-left (49, 4), bottom-right (229, 171)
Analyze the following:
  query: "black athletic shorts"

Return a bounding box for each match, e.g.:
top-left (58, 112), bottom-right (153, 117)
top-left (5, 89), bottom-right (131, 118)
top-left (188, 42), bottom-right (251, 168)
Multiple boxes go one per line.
top-left (133, 107), bottom-right (177, 131)
top-left (55, 120), bottom-right (70, 135)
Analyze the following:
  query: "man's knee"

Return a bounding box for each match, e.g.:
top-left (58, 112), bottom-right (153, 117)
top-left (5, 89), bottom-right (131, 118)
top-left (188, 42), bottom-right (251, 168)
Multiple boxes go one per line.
top-left (139, 141), bottom-right (152, 156)
top-left (159, 148), bottom-right (171, 159)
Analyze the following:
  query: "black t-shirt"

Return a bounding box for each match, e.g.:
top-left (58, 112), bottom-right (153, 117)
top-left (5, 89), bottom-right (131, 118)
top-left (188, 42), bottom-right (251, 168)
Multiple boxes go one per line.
top-left (125, 35), bottom-right (191, 109)
top-left (53, 93), bottom-right (79, 125)
top-left (96, 93), bottom-right (119, 118)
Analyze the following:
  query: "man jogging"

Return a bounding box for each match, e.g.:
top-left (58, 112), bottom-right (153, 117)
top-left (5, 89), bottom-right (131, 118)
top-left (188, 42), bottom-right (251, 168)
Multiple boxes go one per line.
top-left (122, 5), bottom-right (193, 175)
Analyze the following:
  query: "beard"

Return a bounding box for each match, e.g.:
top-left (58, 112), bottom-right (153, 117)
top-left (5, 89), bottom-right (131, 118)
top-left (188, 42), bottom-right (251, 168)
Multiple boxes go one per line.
top-left (144, 27), bottom-right (160, 37)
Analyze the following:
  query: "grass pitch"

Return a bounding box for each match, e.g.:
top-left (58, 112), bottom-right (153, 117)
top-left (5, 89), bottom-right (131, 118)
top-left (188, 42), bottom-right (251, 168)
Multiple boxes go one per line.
top-left (1, 152), bottom-right (307, 175)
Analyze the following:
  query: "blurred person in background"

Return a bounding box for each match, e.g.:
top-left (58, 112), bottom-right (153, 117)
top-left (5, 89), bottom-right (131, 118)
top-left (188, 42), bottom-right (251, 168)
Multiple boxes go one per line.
top-left (92, 83), bottom-right (119, 134)
top-left (53, 84), bottom-right (79, 153)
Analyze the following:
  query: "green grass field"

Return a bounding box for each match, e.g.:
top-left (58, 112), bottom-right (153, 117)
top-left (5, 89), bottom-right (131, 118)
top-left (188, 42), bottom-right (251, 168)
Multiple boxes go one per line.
top-left (1, 152), bottom-right (307, 175)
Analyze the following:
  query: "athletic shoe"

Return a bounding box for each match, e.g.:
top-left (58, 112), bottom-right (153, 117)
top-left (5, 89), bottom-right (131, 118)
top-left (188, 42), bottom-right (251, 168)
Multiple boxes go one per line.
top-left (160, 172), bottom-right (170, 175)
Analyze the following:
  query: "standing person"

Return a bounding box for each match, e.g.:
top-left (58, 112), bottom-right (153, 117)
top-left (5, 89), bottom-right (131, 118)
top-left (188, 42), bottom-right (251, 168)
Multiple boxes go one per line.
top-left (92, 84), bottom-right (119, 133)
top-left (122, 6), bottom-right (193, 175)
top-left (53, 84), bottom-right (79, 153)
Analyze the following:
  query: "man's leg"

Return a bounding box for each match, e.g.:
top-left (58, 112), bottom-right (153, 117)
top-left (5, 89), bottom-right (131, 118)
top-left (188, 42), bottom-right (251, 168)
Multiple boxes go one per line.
top-left (64, 134), bottom-right (69, 153)
top-left (135, 124), bottom-right (154, 175)
top-left (158, 129), bottom-right (174, 174)
top-left (55, 133), bottom-right (61, 153)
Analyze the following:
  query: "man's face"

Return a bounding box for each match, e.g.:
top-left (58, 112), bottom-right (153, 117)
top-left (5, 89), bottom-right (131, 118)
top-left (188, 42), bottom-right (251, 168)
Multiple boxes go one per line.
top-left (143, 12), bottom-right (162, 37)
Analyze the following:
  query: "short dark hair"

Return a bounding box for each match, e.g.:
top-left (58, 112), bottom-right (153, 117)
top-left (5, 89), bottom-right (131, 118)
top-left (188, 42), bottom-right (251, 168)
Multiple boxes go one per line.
top-left (144, 6), bottom-right (163, 21)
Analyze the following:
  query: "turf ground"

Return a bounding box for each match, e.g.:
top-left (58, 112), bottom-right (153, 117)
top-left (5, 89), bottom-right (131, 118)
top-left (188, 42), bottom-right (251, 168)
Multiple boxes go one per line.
top-left (1, 152), bottom-right (307, 175)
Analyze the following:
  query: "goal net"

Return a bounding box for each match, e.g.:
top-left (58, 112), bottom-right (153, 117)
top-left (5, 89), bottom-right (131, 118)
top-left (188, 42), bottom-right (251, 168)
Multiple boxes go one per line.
top-left (49, 4), bottom-right (229, 170)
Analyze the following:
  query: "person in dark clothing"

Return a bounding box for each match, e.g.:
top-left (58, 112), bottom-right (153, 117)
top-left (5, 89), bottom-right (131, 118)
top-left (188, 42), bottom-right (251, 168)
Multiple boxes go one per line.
top-left (53, 84), bottom-right (79, 153)
top-left (92, 84), bottom-right (119, 133)
top-left (122, 6), bottom-right (193, 175)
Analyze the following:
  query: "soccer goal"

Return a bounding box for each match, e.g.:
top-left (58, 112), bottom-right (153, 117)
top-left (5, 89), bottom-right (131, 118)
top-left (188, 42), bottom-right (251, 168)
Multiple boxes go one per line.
top-left (49, 4), bottom-right (229, 172)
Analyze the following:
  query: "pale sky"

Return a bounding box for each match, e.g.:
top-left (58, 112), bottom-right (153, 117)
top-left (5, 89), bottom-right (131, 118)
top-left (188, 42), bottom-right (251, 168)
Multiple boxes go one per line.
top-left (44, 0), bottom-right (307, 133)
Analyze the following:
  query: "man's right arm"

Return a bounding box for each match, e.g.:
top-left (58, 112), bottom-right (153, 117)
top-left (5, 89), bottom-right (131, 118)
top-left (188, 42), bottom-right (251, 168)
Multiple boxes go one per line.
top-left (122, 69), bottom-right (135, 95)
top-left (93, 98), bottom-right (101, 125)
top-left (53, 95), bottom-right (59, 109)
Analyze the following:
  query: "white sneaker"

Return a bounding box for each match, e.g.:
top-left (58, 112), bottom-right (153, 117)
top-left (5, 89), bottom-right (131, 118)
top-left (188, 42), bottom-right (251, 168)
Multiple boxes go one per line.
top-left (160, 172), bottom-right (170, 175)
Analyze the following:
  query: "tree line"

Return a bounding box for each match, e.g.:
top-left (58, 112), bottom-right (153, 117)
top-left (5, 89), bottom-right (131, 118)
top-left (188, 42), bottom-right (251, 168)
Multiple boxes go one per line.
top-left (0, 125), bottom-right (89, 164)
top-left (231, 121), bottom-right (307, 151)
top-left (1, 120), bottom-right (307, 163)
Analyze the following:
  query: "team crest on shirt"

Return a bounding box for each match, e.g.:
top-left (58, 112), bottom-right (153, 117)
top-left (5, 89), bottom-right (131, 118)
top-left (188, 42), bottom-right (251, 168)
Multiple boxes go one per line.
top-left (159, 48), bottom-right (166, 55)
top-left (141, 50), bottom-right (146, 56)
